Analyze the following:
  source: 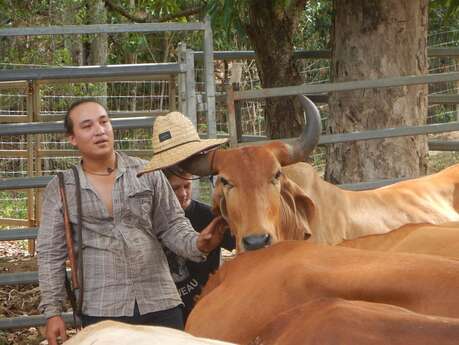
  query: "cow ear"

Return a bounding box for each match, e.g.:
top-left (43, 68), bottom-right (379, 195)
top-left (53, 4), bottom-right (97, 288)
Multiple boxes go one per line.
top-left (211, 182), bottom-right (227, 219)
top-left (219, 196), bottom-right (229, 220)
top-left (280, 177), bottom-right (316, 239)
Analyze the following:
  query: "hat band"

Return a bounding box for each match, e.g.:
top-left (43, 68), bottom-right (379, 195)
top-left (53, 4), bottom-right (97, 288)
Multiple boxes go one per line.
top-left (153, 139), bottom-right (201, 155)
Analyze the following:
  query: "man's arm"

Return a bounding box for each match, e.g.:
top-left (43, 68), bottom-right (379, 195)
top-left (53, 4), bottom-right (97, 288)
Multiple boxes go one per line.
top-left (37, 177), bottom-right (68, 319)
top-left (149, 171), bottom-right (208, 261)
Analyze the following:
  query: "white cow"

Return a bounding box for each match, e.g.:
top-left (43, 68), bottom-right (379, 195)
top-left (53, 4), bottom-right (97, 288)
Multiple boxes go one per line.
top-left (64, 320), bottom-right (235, 345)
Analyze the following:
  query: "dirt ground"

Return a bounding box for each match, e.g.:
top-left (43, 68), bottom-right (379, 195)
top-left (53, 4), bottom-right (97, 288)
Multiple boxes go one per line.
top-left (0, 241), bottom-right (233, 345)
top-left (0, 241), bottom-right (55, 345)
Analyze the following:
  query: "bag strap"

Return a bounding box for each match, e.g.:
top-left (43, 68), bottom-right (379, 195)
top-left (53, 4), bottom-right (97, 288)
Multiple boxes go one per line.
top-left (57, 171), bottom-right (81, 328)
top-left (71, 165), bottom-right (84, 318)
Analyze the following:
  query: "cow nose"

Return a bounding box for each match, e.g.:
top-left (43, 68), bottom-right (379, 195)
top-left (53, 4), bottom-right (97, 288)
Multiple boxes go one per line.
top-left (242, 234), bottom-right (272, 251)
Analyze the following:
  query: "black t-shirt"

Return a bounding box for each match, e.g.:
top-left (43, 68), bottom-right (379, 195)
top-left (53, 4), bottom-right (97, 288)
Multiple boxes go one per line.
top-left (164, 199), bottom-right (235, 320)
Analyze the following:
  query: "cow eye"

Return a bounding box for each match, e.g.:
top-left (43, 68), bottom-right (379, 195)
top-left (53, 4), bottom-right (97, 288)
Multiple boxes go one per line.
top-left (220, 176), bottom-right (232, 188)
top-left (274, 170), bottom-right (282, 180)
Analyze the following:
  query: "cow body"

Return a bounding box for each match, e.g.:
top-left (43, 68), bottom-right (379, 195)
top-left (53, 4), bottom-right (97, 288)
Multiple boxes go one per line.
top-left (64, 320), bottom-right (235, 345)
top-left (283, 162), bottom-right (459, 245)
top-left (186, 241), bottom-right (459, 344)
top-left (339, 222), bottom-right (459, 258)
top-left (251, 298), bottom-right (459, 345)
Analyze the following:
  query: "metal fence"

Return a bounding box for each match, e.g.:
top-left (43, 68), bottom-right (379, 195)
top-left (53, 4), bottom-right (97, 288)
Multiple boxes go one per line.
top-left (1, 26), bottom-right (459, 330)
top-left (0, 20), bottom-right (216, 331)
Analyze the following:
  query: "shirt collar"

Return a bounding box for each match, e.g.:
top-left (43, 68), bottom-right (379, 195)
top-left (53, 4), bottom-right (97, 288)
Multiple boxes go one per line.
top-left (76, 151), bottom-right (126, 189)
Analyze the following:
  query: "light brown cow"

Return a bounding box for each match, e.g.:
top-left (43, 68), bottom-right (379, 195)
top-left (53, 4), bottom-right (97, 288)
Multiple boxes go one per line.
top-left (185, 241), bottom-right (459, 344)
top-left (181, 95), bottom-right (459, 253)
top-left (249, 298), bottom-right (459, 345)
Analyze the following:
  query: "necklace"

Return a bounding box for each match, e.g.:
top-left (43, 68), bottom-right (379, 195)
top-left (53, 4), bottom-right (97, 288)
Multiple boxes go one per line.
top-left (83, 155), bottom-right (117, 176)
top-left (83, 167), bottom-right (115, 176)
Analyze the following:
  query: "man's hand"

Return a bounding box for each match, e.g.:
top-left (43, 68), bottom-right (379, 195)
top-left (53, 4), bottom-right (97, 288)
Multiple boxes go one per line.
top-left (46, 315), bottom-right (67, 345)
top-left (197, 216), bottom-right (228, 254)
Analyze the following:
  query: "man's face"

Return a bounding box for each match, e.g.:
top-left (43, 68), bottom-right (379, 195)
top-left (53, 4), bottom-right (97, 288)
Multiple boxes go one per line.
top-left (68, 102), bottom-right (114, 158)
top-left (168, 173), bottom-right (193, 209)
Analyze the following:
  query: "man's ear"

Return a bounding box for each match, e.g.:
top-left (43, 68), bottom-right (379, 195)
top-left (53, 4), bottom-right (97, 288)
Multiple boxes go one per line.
top-left (68, 133), bottom-right (78, 147)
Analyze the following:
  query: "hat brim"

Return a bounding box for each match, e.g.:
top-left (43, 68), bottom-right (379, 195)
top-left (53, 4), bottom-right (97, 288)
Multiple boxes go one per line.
top-left (138, 138), bottom-right (228, 176)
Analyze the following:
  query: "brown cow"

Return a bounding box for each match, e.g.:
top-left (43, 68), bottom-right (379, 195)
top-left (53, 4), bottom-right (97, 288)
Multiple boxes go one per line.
top-left (185, 241), bottom-right (459, 344)
top-left (340, 221), bottom-right (459, 259)
top-left (249, 298), bottom-right (459, 345)
top-left (180, 95), bottom-right (459, 253)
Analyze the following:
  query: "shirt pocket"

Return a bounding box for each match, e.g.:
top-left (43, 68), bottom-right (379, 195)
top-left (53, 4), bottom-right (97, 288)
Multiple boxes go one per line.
top-left (123, 187), bottom-right (153, 228)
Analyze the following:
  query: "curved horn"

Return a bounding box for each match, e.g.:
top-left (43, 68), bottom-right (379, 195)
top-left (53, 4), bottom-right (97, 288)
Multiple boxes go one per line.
top-left (289, 95), bottom-right (322, 162)
top-left (179, 151), bottom-right (216, 177)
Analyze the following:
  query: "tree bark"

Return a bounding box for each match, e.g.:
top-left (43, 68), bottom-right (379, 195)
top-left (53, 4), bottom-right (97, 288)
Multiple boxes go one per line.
top-left (62, 1), bottom-right (83, 65)
top-left (325, 0), bottom-right (429, 184)
top-left (86, 0), bottom-right (108, 99)
top-left (87, 0), bottom-right (108, 66)
top-left (245, 0), bottom-right (307, 139)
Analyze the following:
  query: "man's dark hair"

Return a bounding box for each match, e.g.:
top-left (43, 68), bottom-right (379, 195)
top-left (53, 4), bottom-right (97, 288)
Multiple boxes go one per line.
top-left (163, 165), bottom-right (189, 179)
top-left (64, 98), bottom-right (108, 135)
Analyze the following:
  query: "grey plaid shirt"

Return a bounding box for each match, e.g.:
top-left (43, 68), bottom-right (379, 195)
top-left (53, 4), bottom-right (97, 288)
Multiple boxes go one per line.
top-left (37, 152), bottom-right (204, 318)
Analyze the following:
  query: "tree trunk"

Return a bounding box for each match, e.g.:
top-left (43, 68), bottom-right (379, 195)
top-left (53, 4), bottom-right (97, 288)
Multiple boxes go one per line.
top-left (87, 0), bottom-right (108, 99)
top-left (62, 1), bottom-right (83, 65)
top-left (124, 0), bottom-right (137, 112)
top-left (245, 0), bottom-right (307, 139)
top-left (325, 0), bottom-right (428, 184)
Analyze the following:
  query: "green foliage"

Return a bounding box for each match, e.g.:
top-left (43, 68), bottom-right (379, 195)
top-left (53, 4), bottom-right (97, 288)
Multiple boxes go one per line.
top-left (206, 0), bottom-right (251, 50)
top-left (430, 0), bottom-right (459, 25)
top-left (299, 0), bottom-right (333, 50)
top-left (0, 192), bottom-right (28, 220)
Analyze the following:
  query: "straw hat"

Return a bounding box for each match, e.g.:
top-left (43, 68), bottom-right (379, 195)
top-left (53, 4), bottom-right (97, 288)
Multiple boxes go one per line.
top-left (138, 111), bottom-right (227, 176)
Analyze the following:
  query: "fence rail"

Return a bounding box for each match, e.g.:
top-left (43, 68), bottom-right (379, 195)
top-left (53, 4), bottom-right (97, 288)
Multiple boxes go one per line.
top-left (0, 64), bottom-right (183, 82)
top-left (0, 313), bottom-right (74, 330)
top-left (193, 47), bottom-right (459, 60)
top-left (0, 22), bottom-right (207, 36)
top-left (234, 71), bottom-right (459, 100)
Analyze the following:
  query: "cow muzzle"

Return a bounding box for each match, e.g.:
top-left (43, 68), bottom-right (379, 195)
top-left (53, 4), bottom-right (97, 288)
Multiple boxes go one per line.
top-left (242, 234), bottom-right (272, 251)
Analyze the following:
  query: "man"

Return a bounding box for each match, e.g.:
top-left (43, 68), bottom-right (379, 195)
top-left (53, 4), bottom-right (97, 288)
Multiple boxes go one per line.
top-left (138, 111), bottom-right (234, 320)
top-left (163, 166), bottom-right (235, 321)
top-left (38, 99), bottom-right (226, 345)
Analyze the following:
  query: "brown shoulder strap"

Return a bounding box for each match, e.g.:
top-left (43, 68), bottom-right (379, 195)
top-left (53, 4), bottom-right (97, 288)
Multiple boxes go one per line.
top-left (57, 171), bottom-right (81, 327)
top-left (70, 166), bottom-right (84, 317)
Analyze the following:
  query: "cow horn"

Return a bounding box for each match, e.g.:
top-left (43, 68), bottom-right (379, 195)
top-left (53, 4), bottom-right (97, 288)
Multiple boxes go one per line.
top-left (289, 95), bottom-right (322, 162)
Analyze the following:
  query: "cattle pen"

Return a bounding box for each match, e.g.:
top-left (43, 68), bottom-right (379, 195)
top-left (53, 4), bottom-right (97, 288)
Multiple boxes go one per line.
top-left (1, 23), bottom-right (459, 335)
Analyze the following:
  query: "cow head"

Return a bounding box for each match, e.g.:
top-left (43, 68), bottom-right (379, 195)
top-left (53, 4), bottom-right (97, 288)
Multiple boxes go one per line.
top-left (180, 95), bottom-right (321, 252)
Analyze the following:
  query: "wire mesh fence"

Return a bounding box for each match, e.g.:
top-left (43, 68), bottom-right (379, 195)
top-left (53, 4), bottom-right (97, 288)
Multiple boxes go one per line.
top-left (1, 35), bottom-right (459, 221)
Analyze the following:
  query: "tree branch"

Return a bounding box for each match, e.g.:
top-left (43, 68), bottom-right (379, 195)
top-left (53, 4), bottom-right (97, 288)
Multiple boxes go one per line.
top-left (104, 0), bottom-right (205, 23)
top-left (104, 0), bottom-right (148, 22)
top-left (158, 6), bottom-right (205, 22)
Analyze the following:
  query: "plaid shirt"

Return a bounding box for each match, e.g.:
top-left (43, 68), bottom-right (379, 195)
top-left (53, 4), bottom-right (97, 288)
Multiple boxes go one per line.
top-left (37, 152), bottom-right (204, 318)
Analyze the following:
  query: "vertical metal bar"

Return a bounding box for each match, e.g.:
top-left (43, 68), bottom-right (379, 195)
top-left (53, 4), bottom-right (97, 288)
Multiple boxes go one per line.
top-left (177, 42), bottom-right (187, 115)
top-left (226, 83), bottom-right (238, 147)
top-left (32, 81), bottom-right (41, 256)
top-left (203, 15), bottom-right (217, 139)
top-left (233, 83), bottom-right (243, 143)
top-left (185, 48), bottom-right (197, 126)
top-left (26, 81), bottom-right (35, 255)
top-left (169, 75), bottom-right (176, 111)
top-left (456, 57), bottom-right (459, 121)
top-left (185, 48), bottom-right (199, 199)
